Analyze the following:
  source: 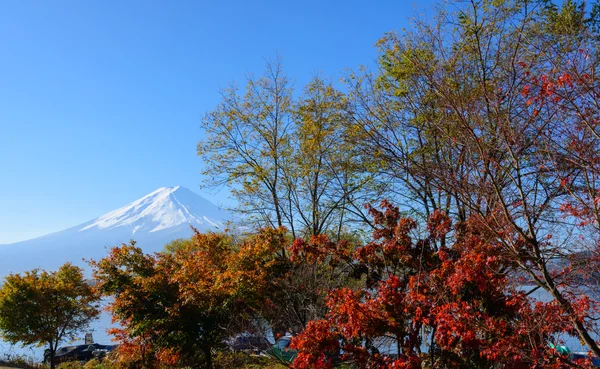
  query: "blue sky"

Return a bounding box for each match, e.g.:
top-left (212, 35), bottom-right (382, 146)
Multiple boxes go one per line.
top-left (0, 0), bottom-right (436, 244)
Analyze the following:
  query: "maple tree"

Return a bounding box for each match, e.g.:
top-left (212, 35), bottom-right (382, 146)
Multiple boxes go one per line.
top-left (291, 202), bottom-right (597, 368)
top-left (90, 228), bottom-right (283, 369)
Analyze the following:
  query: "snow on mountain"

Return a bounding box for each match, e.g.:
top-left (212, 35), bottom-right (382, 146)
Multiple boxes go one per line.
top-left (81, 186), bottom-right (225, 233)
top-left (0, 186), bottom-right (232, 278)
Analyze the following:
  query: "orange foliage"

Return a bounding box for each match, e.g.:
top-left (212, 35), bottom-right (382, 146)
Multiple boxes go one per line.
top-left (90, 228), bottom-right (285, 368)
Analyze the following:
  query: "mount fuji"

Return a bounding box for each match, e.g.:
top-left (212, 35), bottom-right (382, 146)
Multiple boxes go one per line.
top-left (0, 186), bottom-right (233, 278)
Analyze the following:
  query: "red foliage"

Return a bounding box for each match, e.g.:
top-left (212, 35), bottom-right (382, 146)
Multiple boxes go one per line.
top-left (290, 320), bottom-right (340, 369)
top-left (291, 202), bottom-right (590, 368)
top-left (290, 234), bottom-right (352, 264)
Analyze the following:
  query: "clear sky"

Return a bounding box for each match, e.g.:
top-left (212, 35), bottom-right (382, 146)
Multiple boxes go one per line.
top-left (0, 0), bottom-right (437, 244)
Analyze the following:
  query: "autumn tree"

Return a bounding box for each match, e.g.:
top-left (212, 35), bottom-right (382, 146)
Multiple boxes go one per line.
top-left (0, 264), bottom-right (100, 369)
top-left (291, 202), bottom-right (595, 369)
top-left (348, 0), bottom-right (600, 357)
top-left (199, 62), bottom-right (378, 241)
top-left (198, 57), bottom-right (294, 234)
top-left (291, 203), bottom-right (441, 368)
top-left (288, 77), bottom-right (378, 239)
top-left (346, 47), bottom-right (463, 222)
top-left (262, 231), bottom-right (360, 335)
top-left (162, 237), bottom-right (192, 254)
top-left (91, 230), bottom-right (282, 369)
top-left (195, 0), bottom-right (600, 363)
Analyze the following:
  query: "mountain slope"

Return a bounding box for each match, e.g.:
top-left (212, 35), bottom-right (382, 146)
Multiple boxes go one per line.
top-left (0, 186), bottom-right (232, 277)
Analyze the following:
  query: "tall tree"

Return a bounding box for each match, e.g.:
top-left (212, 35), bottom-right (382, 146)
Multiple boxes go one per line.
top-left (0, 264), bottom-right (100, 369)
top-left (198, 57), bottom-right (294, 235)
top-left (346, 33), bottom-right (468, 223)
top-left (200, 61), bottom-right (380, 240)
top-left (351, 0), bottom-right (600, 357)
top-left (290, 77), bottom-right (375, 239)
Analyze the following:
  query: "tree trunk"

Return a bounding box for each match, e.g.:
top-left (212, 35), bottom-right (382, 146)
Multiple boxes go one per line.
top-left (46, 341), bottom-right (56, 369)
top-left (204, 346), bottom-right (212, 369)
top-left (50, 349), bottom-right (56, 369)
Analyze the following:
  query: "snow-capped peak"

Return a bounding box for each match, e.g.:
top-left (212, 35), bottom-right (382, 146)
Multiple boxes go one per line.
top-left (0, 186), bottom-right (232, 283)
top-left (80, 186), bottom-right (227, 234)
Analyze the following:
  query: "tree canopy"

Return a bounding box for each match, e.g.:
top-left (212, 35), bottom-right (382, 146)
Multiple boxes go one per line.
top-left (0, 263), bottom-right (100, 369)
top-left (90, 230), bottom-right (284, 369)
